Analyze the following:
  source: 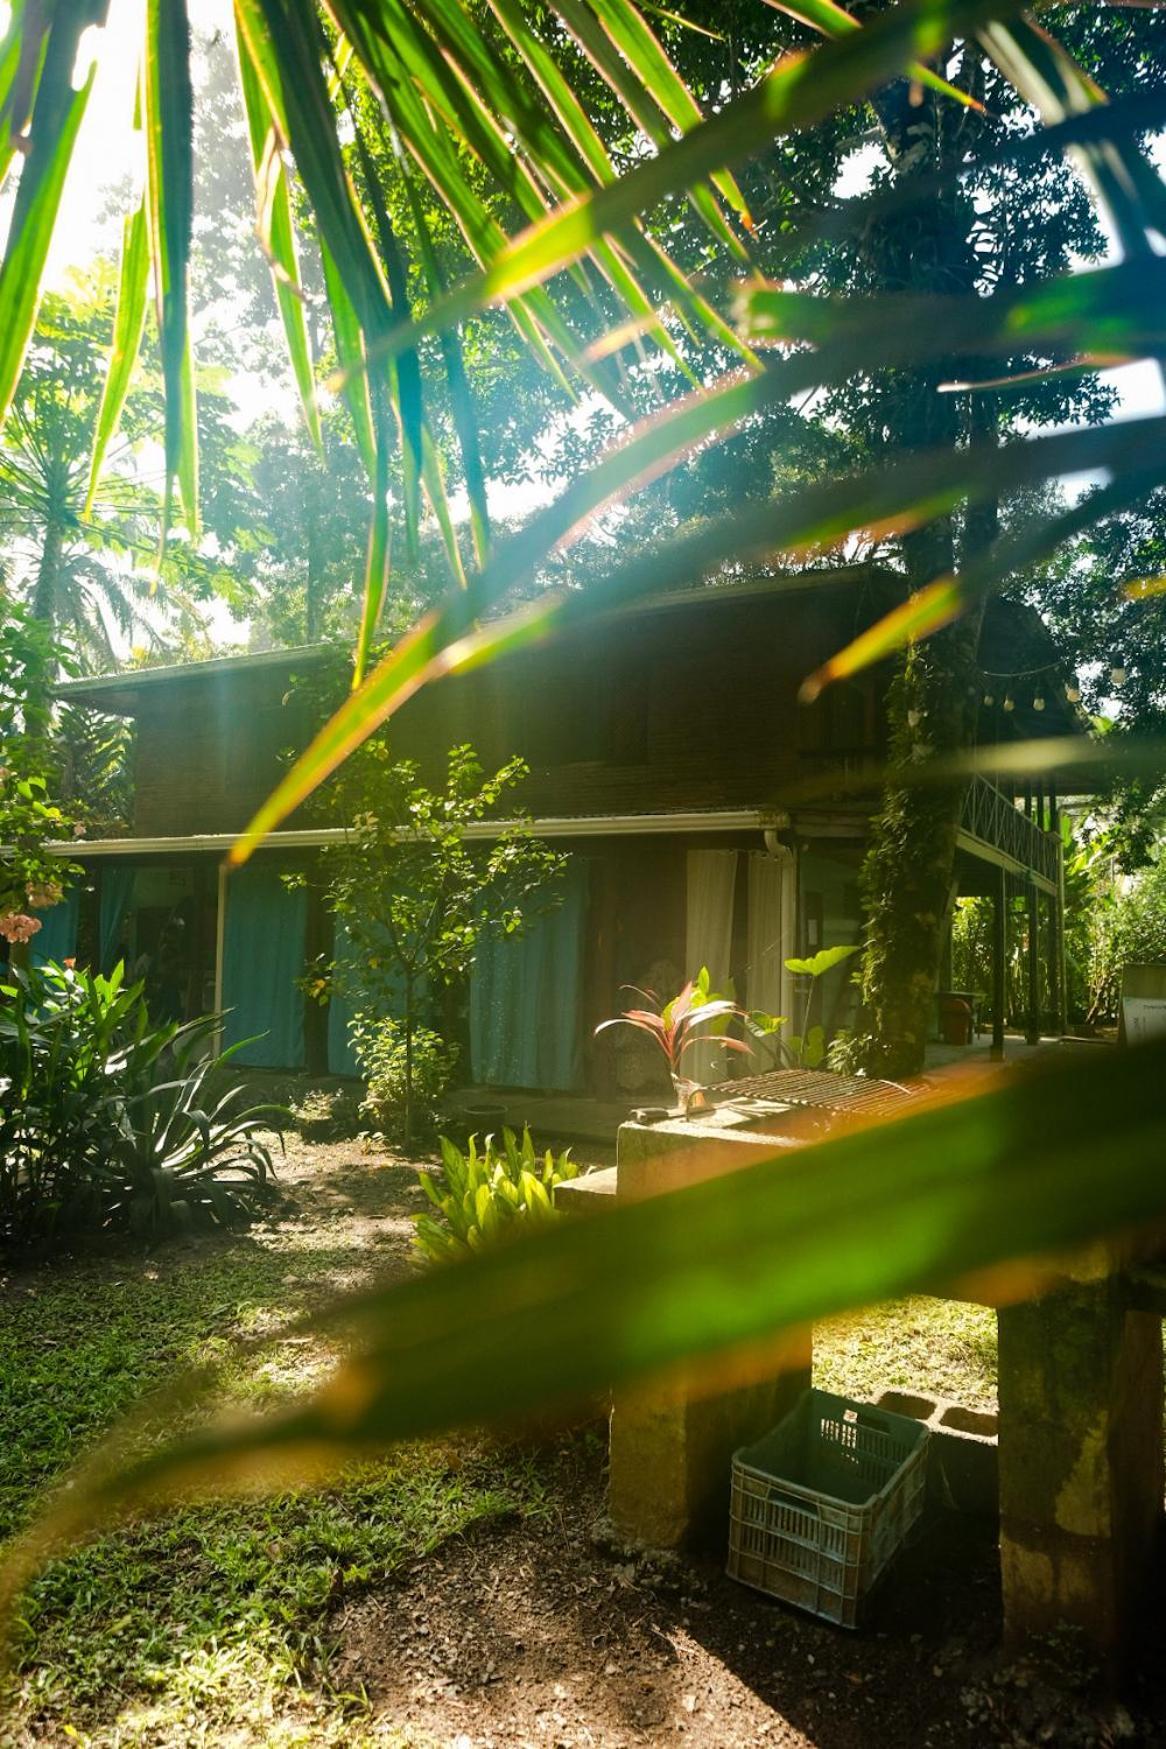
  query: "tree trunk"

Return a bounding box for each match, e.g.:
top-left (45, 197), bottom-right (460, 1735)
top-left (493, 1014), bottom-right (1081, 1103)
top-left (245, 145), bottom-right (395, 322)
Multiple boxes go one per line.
top-left (32, 519), bottom-right (63, 629)
top-left (305, 465), bottom-right (323, 643)
top-left (402, 970), bottom-right (415, 1147)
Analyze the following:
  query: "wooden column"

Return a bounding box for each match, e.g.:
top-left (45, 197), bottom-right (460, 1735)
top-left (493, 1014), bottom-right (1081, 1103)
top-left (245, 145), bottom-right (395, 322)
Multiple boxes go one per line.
top-left (992, 864), bottom-right (1006, 1060)
top-left (1050, 779), bottom-right (1068, 1034)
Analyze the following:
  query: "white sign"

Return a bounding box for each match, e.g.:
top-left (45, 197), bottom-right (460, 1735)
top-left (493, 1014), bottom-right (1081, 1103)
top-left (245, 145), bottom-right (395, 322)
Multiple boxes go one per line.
top-left (1123, 997), bottom-right (1166, 1046)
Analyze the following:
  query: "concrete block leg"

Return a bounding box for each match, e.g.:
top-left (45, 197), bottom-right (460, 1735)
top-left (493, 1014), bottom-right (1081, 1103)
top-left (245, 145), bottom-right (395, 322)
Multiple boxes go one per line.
top-left (607, 1113), bottom-right (812, 1551)
top-left (609, 1338), bottom-right (812, 1551)
top-left (997, 1278), bottom-right (1163, 1668)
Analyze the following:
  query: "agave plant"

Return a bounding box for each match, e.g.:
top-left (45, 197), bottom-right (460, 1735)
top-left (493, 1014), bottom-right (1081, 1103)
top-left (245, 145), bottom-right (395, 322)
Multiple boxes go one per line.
top-left (595, 967), bottom-right (751, 1109)
top-left (0, 961), bottom-right (283, 1244)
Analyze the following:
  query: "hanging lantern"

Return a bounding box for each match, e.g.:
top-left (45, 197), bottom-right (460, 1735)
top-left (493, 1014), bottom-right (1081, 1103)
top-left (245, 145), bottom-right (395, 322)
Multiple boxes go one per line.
top-left (1003, 694), bottom-right (1015, 712)
top-left (1033, 695), bottom-right (1046, 711)
top-left (1065, 681), bottom-right (1081, 703)
top-left (1110, 662), bottom-right (1127, 687)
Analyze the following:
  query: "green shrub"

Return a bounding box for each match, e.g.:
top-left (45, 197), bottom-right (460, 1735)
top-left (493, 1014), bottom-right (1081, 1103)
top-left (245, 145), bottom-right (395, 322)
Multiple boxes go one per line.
top-left (348, 1014), bottom-right (458, 1138)
top-left (0, 961), bottom-right (282, 1246)
top-left (288, 1085), bottom-right (364, 1141)
top-left (413, 1127), bottom-right (580, 1264)
top-left (1088, 856), bottom-right (1166, 1022)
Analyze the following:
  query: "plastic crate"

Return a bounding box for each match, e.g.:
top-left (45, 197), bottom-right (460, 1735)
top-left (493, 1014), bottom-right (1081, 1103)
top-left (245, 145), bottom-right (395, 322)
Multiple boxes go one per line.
top-left (727, 1388), bottom-right (929, 1628)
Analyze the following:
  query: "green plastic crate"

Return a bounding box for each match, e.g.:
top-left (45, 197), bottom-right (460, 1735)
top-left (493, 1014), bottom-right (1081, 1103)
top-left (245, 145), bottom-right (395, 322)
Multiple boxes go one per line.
top-left (727, 1387), bottom-right (929, 1628)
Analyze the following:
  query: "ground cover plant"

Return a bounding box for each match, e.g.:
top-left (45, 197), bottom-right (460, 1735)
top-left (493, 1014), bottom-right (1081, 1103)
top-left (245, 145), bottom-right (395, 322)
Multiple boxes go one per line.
top-left (0, 1134), bottom-right (565, 1747)
top-left (413, 1126), bottom-right (580, 1262)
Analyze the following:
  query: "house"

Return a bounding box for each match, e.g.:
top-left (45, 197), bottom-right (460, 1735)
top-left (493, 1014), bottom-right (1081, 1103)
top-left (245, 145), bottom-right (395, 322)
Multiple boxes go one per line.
top-left (43, 578), bottom-right (1077, 1091)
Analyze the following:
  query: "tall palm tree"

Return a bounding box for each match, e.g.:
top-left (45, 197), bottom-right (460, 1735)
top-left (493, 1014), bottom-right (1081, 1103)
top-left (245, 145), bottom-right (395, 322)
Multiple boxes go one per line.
top-left (0, 282), bottom-right (207, 669)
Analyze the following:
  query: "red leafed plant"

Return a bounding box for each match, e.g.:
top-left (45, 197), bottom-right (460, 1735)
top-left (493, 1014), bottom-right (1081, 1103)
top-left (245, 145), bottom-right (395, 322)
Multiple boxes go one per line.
top-left (595, 968), bottom-right (751, 1106)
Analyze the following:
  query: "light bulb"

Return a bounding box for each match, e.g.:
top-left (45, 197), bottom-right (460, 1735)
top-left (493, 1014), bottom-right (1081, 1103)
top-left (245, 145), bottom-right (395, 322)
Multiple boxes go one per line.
top-left (1003, 695), bottom-right (1015, 712)
top-left (1065, 682), bottom-right (1080, 703)
top-left (983, 692), bottom-right (994, 706)
top-left (1033, 696), bottom-right (1045, 712)
top-left (1110, 665), bottom-right (1127, 687)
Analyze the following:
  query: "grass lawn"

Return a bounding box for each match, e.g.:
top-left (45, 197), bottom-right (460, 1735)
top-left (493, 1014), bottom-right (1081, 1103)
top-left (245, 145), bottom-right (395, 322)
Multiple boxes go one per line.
top-left (0, 1131), bottom-right (1000, 1748)
top-left (815, 1296), bottom-right (998, 1412)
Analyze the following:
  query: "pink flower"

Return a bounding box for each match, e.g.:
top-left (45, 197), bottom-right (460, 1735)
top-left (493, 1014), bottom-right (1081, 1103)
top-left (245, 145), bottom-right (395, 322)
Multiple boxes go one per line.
top-left (26, 882), bottom-right (63, 909)
top-left (0, 912), bottom-right (42, 944)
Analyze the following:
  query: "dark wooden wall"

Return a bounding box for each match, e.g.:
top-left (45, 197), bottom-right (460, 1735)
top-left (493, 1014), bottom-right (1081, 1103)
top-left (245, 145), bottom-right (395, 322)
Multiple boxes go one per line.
top-left (128, 589), bottom-right (886, 838)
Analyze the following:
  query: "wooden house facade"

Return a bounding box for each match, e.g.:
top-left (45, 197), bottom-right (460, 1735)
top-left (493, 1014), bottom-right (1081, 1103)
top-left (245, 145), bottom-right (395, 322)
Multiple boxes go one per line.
top-left (45, 581), bottom-right (1075, 1091)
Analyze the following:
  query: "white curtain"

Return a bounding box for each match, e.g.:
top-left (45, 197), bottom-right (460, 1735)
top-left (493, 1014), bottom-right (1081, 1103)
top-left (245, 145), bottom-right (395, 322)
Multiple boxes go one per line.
top-left (684, 849), bottom-right (738, 1084)
top-left (747, 848), bottom-right (797, 1063)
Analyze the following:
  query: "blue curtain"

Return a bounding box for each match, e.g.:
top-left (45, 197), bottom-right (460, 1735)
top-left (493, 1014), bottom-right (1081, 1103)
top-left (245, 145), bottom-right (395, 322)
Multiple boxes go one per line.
top-left (469, 859), bottom-right (588, 1090)
top-left (222, 864), bottom-right (307, 1068)
top-left (99, 864), bottom-right (136, 972)
top-left (30, 887), bottom-right (80, 966)
top-left (326, 920), bottom-right (418, 1077)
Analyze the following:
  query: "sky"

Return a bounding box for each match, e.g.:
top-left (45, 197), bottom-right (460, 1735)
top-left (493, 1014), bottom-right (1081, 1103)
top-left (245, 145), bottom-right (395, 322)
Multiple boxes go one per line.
top-left (16, 2), bottom-right (1166, 660)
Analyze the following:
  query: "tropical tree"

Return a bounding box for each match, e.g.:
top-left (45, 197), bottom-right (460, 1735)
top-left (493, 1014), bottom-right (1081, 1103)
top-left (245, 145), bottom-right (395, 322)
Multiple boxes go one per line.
top-left (0, 276), bottom-right (252, 669)
top-left (311, 736), bottom-right (565, 1140)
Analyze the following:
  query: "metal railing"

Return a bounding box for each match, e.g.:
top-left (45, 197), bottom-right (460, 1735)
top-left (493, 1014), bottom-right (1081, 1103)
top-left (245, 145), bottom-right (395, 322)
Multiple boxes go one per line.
top-left (958, 775), bottom-right (1060, 890)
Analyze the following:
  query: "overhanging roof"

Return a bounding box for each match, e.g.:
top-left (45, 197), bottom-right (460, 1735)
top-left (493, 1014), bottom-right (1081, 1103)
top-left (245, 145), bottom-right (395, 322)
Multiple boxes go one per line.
top-left (47, 807), bottom-right (792, 858)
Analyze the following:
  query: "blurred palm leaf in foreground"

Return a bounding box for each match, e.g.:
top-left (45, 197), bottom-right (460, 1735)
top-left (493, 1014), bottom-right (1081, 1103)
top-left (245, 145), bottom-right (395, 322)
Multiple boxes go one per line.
top-left (4, 1037), bottom-right (1166, 1603)
top-left (2, 0), bottom-right (1166, 1582)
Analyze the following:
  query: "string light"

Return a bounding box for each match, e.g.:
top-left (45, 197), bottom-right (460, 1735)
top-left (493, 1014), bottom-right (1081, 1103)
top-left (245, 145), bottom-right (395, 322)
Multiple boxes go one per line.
top-left (1033, 695), bottom-right (1046, 711)
top-left (1003, 695), bottom-right (1015, 712)
top-left (982, 691), bottom-right (995, 706)
top-left (1065, 681), bottom-right (1081, 703)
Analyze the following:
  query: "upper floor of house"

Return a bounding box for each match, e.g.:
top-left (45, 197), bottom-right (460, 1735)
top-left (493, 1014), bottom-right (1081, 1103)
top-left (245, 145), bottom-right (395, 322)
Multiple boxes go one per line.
top-left (58, 577), bottom-right (1080, 841)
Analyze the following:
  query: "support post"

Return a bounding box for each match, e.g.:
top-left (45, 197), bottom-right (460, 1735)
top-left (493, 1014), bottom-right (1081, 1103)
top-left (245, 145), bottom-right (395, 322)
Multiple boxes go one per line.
top-left (1025, 874), bottom-right (1040, 1045)
top-left (1056, 831), bottom-right (1068, 1036)
top-left (997, 1264), bottom-right (1163, 1671)
top-left (992, 864), bottom-right (1006, 1061)
top-left (213, 862), bottom-right (227, 1056)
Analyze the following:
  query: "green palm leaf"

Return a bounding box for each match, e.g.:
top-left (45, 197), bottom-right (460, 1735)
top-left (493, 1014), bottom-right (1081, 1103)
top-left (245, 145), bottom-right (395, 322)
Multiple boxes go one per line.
top-left (84, 198), bottom-right (150, 519)
top-left (0, 9), bottom-right (96, 436)
top-left (144, 0), bottom-right (198, 541)
top-left (236, 20), bottom-right (324, 455)
top-left (5, 1037), bottom-right (1166, 1597)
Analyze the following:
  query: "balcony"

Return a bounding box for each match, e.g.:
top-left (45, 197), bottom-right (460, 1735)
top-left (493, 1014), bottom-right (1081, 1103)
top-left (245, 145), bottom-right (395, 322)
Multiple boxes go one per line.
top-left (957, 775), bottom-right (1060, 893)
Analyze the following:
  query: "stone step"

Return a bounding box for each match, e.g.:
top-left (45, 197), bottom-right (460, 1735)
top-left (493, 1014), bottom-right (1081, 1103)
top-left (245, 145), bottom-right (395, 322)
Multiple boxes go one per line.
top-left (556, 1166), bottom-right (618, 1214)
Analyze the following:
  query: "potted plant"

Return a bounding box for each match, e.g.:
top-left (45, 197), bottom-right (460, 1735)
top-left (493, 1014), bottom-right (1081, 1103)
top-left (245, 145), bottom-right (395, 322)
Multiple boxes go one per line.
top-left (595, 968), bottom-right (751, 1114)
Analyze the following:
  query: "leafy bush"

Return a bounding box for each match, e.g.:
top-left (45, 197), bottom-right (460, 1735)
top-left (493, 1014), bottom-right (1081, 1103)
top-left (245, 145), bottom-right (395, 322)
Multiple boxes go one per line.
top-left (0, 961), bottom-right (282, 1247)
top-left (349, 1014), bottom-right (458, 1138)
top-left (1088, 856), bottom-right (1166, 1023)
top-left (288, 1085), bottom-right (364, 1141)
top-left (413, 1127), bottom-right (579, 1264)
